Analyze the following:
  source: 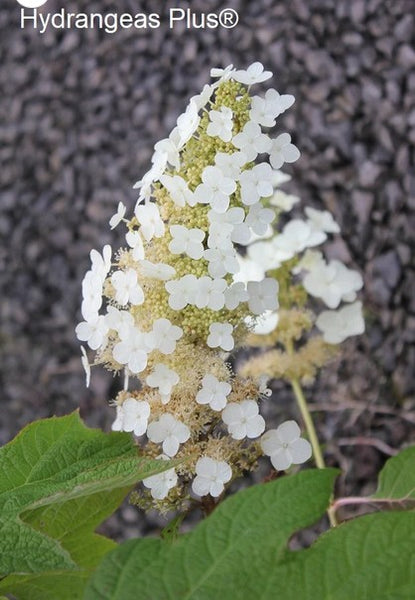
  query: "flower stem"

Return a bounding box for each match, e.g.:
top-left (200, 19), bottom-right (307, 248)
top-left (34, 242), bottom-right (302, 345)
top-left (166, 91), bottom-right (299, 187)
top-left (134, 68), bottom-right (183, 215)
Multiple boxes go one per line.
top-left (289, 376), bottom-right (338, 527)
top-left (290, 377), bottom-right (325, 469)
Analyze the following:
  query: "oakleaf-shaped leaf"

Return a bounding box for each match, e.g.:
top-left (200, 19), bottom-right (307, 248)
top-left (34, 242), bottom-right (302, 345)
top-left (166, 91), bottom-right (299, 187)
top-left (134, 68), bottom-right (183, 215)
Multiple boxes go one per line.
top-left (84, 469), bottom-right (338, 600)
top-left (0, 412), bottom-right (173, 599)
top-left (85, 465), bottom-right (415, 600)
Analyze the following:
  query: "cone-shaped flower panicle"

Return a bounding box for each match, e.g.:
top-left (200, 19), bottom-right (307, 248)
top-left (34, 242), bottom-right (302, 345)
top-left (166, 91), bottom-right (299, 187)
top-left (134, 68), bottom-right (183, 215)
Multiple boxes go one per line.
top-left (76, 63), bottom-right (322, 510)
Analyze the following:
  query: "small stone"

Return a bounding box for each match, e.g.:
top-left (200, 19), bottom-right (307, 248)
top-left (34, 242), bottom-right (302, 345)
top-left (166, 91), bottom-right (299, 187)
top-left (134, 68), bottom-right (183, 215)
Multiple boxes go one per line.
top-left (397, 244), bottom-right (411, 265)
top-left (373, 251), bottom-right (401, 289)
top-left (350, 1), bottom-right (366, 23)
top-left (394, 15), bottom-right (414, 42)
top-left (352, 190), bottom-right (374, 224)
top-left (397, 44), bottom-right (415, 68)
top-left (358, 161), bottom-right (382, 187)
top-left (369, 277), bottom-right (392, 306)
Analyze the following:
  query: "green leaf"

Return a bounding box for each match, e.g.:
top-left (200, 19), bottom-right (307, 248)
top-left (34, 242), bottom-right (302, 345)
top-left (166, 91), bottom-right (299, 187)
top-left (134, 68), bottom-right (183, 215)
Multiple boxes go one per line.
top-left (0, 412), bottom-right (173, 599)
top-left (85, 467), bottom-right (415, 600)
top-left (373, 446), bottom-right (415, 501)
top-left (268, 511), bottom-right (415, 600)
top-left (84, 469), bottom-right (338, 600)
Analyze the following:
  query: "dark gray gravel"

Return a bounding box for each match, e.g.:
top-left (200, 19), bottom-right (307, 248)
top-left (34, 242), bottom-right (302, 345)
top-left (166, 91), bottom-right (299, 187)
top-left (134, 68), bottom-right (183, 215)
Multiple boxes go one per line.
top-left (1, 0), bottom-right (414, 535)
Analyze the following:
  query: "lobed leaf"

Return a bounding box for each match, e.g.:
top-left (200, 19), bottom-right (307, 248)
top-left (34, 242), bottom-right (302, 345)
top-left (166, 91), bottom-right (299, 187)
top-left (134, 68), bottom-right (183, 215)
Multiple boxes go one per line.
top-left (0, 412), bottom-right (173, 599)
top-left (84, 469), bottom-right (338, 600)
top-left (85, 464), bottom-right (415, 600)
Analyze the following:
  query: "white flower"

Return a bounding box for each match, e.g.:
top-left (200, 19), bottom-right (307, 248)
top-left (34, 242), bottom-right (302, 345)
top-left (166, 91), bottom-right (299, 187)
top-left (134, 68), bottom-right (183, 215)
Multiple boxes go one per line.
top-left (207, 221), bottom-right (234, 251)
top-left (125, 230), bottom-right (145, 261)
top-left (111, 269), bottom-right (144, 306)
top-left (270, 133), bottom-right (301, 170)
top-left (146, 364), bottom-right (180, 400)
top-left (139, 259), bottom-right (176, 280)
top-left (232, 121), bottom-right (272, 162)
top-left (160, 174), bottom-right (194, 207)
top-left (207, 107), bottom-right (234, 142)
top-left (274, 220), bottom-right (327, 257)
top-left (80, 346), bottom-right (91, 388)
top-left (207, 322), bottom-right (234, 352)
top-left (249, 88), bottom-right (295, 127)
top-left (233, 255), bottom-right (266, 283)
top-left (248, 310), bottom-right (279, 334)
top-left (247, 278), bottom-right (279, 315)
top-left (291, 249), bottom-right (325, 274)
top-left (204, 247), bottom-right (239, 278)
top-left (135, 203), bottom-right (165, 242)
top-left (305, 206), bottom-right (340, 234)
top-left (247, 239), bottom-right (290, 271)
top-left (245, 203), bottom-right (275, 236)
top-left (154, 135), bottom-right (180, 170)
top-left (196, 374), bottom-right (231, 411)
top-left (214, 151), bottom-right (247, 179)
top-left (145, 318), bottom-right (183, 355)
top-left (81, 271), bottom-right (103, 320)
top-left (208, 206), bottom-right (251, 245)
top-left (142, 455), bottom-right (178, 500)
top-left (192, 457), bottom-right (232, 497)
top-left (169, 225), bottom-right (205, 260)
top-left (112, 327), bottom-right (150, 374)
top-left (233, 62), bottom-right (272, 85)
top-left (239, 163), bottom-right (274, 206)
top-left (105, 306), bottom-right (134, 333)
top-left (195, 277), bottom-right (227, 311)
top-left (165, 274), bottom-right (198, 310)
top-left (316, 301), bottom-right (365, 344)
top-left (269, 190), bottom-right (300, 212)
top-left (190, 83), bottom-right (215, 110)
top-left (109, 202), bottom-right (126, 230)
top-left (75, 314), bottom-right (109, 351)
top-left (112, 398), bottom-right (150, 436)
top-left (222, 400), bottom-right (265, 440)
top-left (193, 166), bottom-right (236, 213)
top-left (210, 64), bottom-right (235, 81)
top-left (134, 152), bottom-right (167, 201)
top-left (147, 414), bottom-right (190, 457)
top-left (90, 245), bottom-right (112, 281)
top-left (224, 282), bottom-right (249, 310)
top-left (176, 100), bottom-right (200, 146)
top-left (303, 260), bottom-right (363, 308)
top-left (261, 421), bottom-right (312, 470)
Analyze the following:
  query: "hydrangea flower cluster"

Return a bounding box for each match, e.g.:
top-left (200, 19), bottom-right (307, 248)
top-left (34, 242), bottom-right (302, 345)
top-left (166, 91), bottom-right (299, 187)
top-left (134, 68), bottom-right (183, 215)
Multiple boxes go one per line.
top-left (75, 63), bottom-right (351, 511)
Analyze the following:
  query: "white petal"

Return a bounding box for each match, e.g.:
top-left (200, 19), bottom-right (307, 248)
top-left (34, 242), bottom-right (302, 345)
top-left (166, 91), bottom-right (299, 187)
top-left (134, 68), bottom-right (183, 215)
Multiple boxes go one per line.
top-left (277, 420), bottom-right (301, 443)
top-left (246, 415), bottom-right (266, 439)
top-left (209, 480), bottom-right (225, 498)
top-left (163, 436), bottom-right (180, 457)
top-left (192, 476), bottom-right (211, 497)
top-left (270, 449), bottom-right (293, 471)
top-left (290, 438), bottom-right (312, 464)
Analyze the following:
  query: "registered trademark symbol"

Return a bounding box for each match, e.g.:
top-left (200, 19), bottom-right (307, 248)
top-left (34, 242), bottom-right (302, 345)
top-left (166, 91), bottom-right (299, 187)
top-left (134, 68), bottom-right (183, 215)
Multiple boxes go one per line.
top-left (219, 8), bottom-right (239, 29)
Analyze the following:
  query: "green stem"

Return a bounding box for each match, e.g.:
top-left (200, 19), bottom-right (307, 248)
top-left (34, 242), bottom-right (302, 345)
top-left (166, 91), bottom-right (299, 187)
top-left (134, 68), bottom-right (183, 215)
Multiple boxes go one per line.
top-left (290, 377), bottom-right (325, 470)
top-left (289, 376), bottom-right (338, 527)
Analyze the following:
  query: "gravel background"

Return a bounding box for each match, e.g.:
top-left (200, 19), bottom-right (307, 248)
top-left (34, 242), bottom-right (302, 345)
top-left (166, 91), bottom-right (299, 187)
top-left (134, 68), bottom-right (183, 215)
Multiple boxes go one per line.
top-left (1, 0), bottom-right (414, 536)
